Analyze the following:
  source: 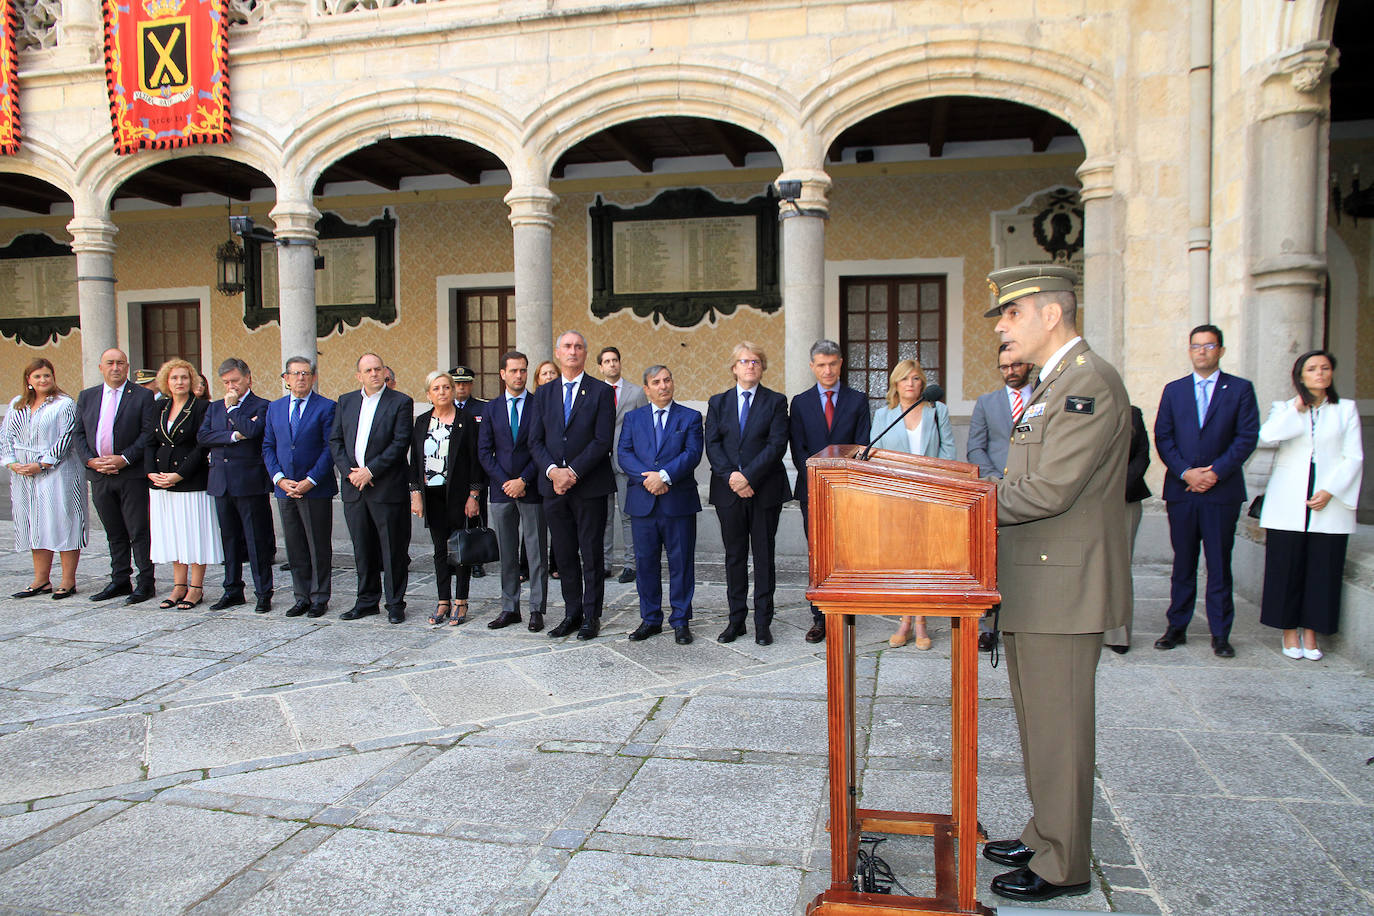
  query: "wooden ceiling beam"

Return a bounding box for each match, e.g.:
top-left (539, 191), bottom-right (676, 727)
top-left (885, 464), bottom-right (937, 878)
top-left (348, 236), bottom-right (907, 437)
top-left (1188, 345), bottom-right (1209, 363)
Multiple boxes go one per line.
top-left (380, 140), bottom-right (481, 185)
top-left (602, 126), bottom-right (654, 173)
top-left (927, 98), bottom-right (951, 158)
top-left (702, 121), bottom-right (748, 167)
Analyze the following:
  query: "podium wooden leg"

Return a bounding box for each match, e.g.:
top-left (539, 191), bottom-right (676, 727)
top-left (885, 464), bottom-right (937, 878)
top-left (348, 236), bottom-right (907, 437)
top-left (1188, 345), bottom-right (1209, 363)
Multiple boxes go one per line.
top-left (825, 612), bottom-right (857, 892)
top-left (951, 616), bottom-right (979, 912)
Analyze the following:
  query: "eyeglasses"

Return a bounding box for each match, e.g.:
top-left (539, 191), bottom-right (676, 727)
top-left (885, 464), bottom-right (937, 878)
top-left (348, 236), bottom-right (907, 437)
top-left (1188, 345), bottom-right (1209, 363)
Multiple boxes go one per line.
top-left (736, 358), bottom-right (761, 367)
top-left (998, 363), bottom-right (1029, 373)
top-left (1188, 343), bottom-right (1219, 352)
top-left (281, 370), bottom-right (314, 378)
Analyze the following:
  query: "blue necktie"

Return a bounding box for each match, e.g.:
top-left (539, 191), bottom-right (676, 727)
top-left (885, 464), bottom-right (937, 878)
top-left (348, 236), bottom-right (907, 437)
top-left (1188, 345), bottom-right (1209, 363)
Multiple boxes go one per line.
top-left (563, 381), bottom-right (575, 423)
top-left (655, 408), bottom-right (666, 453)
top-left (739, 390), bottom-right (752, 433)
top-left (510, 396), bottom-right (520, 440)
top-left (289, 397), bottom-right (302, 438)
top-left (1196, 378), bottom-right (1212, 427)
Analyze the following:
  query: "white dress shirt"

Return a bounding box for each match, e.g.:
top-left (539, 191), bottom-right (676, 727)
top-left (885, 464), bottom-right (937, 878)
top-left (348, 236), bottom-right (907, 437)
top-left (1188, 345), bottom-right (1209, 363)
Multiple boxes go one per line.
top-left (354, 388), bottom-right (384, 469)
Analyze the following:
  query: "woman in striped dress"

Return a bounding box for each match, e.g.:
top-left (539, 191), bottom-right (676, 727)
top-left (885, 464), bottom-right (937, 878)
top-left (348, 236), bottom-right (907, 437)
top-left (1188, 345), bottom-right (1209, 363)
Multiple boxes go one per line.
top-left (1, 359), bottom-right (88, 599)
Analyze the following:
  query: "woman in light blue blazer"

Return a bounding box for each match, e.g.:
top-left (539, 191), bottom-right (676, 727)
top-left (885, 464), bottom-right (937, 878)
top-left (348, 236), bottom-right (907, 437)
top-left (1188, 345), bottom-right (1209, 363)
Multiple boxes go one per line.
top-left (871, 358), bottom-right (955, 650)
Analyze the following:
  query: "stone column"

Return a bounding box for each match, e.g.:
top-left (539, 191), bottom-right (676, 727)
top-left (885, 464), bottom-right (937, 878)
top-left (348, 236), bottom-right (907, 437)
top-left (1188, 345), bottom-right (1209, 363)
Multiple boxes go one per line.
top-left (505, 186), bottom-right (558, 365)
top-left (67, 214), bottom-right (119, 388)
top-left (54, 0), bottom-right (102, 67)
top-left (260, 0), bottom-right (309, 42)
top-left (270, 199), bottom-right (321, 372)
top-left (1076, 159), bottom-right (1124, 371)
top-left (777, 169), bottom-right (831, 396)
top-left (1249, 42), bottom-right (1336, 408)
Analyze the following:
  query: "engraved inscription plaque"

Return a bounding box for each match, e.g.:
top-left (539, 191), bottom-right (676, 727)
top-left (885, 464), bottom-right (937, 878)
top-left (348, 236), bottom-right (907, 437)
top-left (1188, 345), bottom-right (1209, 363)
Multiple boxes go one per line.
top-left (612, 216), bottom-right (756, 295)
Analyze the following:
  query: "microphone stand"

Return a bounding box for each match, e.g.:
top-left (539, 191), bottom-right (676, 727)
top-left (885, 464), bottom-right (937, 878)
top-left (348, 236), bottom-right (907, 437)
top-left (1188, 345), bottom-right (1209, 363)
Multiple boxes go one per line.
top-left (860, 399), bottom-right (924, 461)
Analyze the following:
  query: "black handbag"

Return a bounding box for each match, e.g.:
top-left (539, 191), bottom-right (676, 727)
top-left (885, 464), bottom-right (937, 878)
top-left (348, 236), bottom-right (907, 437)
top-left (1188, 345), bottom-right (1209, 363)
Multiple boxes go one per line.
top-left (1246, 494), bottom-right (1264, 519)
top-left (448, 515), bottom-right (499, 566)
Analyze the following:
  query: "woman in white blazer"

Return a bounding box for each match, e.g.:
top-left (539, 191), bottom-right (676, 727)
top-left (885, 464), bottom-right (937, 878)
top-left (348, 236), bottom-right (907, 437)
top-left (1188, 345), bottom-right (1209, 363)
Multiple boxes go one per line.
top-left (1258, 350), bottom-right (1363, 661)
top-left (871, 358), bottom-right (956, 650)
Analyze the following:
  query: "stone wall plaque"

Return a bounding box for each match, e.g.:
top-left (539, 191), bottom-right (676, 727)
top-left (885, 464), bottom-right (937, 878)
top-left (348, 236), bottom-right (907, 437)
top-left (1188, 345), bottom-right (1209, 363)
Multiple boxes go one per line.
top-left (0, 233), bottom-right (79, 345)
top-left (991, 186), bottom-right (1085, 295)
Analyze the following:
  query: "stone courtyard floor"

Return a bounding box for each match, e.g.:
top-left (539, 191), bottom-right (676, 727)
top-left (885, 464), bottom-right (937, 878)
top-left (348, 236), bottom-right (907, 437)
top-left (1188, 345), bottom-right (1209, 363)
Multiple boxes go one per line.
top-left (0, 523), bottom-right (1368, 915)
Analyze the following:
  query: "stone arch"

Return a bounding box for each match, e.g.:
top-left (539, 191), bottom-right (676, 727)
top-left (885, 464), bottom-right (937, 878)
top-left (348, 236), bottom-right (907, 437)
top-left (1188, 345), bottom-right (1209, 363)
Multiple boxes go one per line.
top-left (283, 82), bottom-right (522, 191)
top-left (74, 120), bottom-right (285, 213)
top-left (0, 138), bottom-right (78, 203)
top-left (805, 34), bottom-right (1116, 163)
top-left (525, 60), bottom-right (801, 181)
top-left (1277, 0), bottom-right (1339, 49)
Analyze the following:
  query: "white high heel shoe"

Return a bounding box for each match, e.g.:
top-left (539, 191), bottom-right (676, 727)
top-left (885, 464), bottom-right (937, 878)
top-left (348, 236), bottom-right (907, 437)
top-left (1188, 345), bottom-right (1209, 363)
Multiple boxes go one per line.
top-left (1281, 645), bottom-right (1304, 660)
top-left (1302, 646), bottom-right (1323, 661)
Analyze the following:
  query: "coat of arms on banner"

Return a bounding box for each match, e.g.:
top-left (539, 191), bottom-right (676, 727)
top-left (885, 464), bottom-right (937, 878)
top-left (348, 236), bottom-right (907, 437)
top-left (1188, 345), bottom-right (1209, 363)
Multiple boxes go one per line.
top-left (1, 0), bottom-right (19, 155)
top-left (990, 186), bottom-right (1085, 278)
top-left (103, 0), bottom-right (230, 154)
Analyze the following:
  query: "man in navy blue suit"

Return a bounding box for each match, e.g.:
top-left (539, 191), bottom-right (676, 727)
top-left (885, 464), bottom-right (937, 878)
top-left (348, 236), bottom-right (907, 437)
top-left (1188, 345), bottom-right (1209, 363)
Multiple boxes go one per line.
top-left (1153, 324), bottom-right (1259, 658)
top-left (200, 358), bottom-right (276, 613)
top-left (479, 350), bottom-right (548, 633)
top-left (705, 342), bottom-right (791, 646)
top-left (528, 330), bottom-right (616, 640)
top-left (790, 339), bottom-right (871, 643)
top-left (263, 356), bottom-right (337, 618)
top-left (619, 365), bottom-right (704, 645)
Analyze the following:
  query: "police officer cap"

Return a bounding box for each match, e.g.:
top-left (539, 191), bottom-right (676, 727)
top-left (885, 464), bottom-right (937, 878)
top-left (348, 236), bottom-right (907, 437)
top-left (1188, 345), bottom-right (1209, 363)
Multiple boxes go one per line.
top-left (133, 368), bottom-right (158, 384)
top-left (984, 265), bottom-right (1079, 317)
top-left (448, 365), bottom-right (475, 383)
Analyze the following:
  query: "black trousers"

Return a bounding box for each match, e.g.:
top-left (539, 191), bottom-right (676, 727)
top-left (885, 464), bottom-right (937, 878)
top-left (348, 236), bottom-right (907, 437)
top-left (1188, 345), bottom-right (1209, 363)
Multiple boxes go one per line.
top-left (342, 495), bottom-right (410, 611)
top-left (1260, 528), bottom-right (1349, 634)
top-left (216, 493), bottom-right (276, 598)
top-left (545, 489), bottom-right (608, 623)
top-left (423, 487), bottom-right (471, 602)
top-left (800, 499), bottom-right (822, 625)
top-left (715, 497), bottom-right (781, 630)
top-left (89, 473), bottom-right (153, 589)
top-left (277, 496), bottom-right (332, 606)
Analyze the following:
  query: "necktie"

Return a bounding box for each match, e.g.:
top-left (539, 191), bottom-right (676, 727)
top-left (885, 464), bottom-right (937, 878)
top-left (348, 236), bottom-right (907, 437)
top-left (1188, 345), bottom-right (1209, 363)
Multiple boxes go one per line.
top-left (824, 390), bottom-right (835, 430)
top-left (289, 397), bottom-right (303, 438)
top-left (613, 383), bottom-right (619, 408)
top-left (655, 408), bottom-right (666, 453)
top-left (1197, 378), bottom-right (1212, 426)
top-left (510, 396), bottom-right (520, 440)
top-left (739, 390), bottom-right (752, 433)
top-left (1011, 388), bottom-right (1024, 423)
top-left (97, 386), bottom-right (117, 456)
top-left (563, 381), bottom-right (575, 423)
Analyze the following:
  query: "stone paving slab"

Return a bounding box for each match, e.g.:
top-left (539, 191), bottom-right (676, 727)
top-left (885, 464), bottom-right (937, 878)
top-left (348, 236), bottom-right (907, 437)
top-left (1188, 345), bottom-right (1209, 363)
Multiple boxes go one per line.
top-left (146, 696), bottom-right (300, 776)
top-left (0, 714), bottom-right (145, 805)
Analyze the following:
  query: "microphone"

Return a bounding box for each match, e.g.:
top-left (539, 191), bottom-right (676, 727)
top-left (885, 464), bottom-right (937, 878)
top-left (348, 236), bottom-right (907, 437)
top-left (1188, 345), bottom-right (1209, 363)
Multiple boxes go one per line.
top-left (859, 384), bottom-right (945, 460)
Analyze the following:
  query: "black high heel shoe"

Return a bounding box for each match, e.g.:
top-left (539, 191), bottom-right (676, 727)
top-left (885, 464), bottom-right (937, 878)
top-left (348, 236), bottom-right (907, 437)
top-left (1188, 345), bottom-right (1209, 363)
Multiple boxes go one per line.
top-left (176, 585), bottom-right (204, 610)
top-left (159, 582), bottom-right (189, 609)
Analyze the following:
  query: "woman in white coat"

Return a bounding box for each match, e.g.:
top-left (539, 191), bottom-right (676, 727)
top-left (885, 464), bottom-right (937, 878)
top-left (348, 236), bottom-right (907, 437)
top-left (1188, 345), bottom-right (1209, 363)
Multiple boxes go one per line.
top-left (1258, 350), bottom-right (1363, 661)
top-left (870, 358), bottom-right (955, 649)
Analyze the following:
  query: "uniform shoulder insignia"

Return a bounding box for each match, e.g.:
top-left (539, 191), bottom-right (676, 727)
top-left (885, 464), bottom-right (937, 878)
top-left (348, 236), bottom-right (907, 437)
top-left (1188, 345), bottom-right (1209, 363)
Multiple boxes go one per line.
top-left (1065, 396), bottom-right (1094, 415)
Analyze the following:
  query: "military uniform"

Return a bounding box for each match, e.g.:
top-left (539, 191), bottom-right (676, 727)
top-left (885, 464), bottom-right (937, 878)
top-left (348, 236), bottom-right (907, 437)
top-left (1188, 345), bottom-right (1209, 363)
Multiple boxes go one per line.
top-left (990, 274), bottom-right (1130, 889)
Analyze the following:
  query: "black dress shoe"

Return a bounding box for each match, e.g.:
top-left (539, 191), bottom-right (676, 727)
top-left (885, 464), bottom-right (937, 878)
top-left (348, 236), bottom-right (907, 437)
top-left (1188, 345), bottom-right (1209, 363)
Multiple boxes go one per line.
top-left (978, 632), bottom-right (997, 652)
top-left (527, 612), bottom-right (544, 632)
top-left (674, 625), bottom-right (693, 645)
top-left (717, 623), bottom-right (746, 643)
top-left (387, 608), bottom-right (405, 624)
top-left (603, 567), bottom-right (613, 578)
top-left (755, 625), bottom-right (773, 646)
top-left (1153, 626), bottom-right (1187, 650)
top-left (805, 623), bottom-right (825, 644)
top-left (990, 866), bottom-right (1089, 902)
top-left (254, 597), bottom-right (272, 614)
top-left (1212, 636), bottom-right (1235, 658)
top-left (548, 616), bottom-right (582, 637)
top-left (284, 600), bottom-right (310, 617)
top-left (306, 604), bottom-right (328, 618)
top-left (340, 606), bottom-right (379, 620)
top-left (982, 838), bottom-right (1035, 867)
top-left (210, 594), bottom-right (246, 611)
top-left (92, 582), bottom-right (132, 602)
top-left (470, 565), bottom-right (486, 579)
top-left (279, 562), bottom-right (291, 571)
top-left (488, 610), bottom-right (522, 630)
top-left (576, 620), bottom-right (600, 640)
top-left (1108, 644), bottom-right (1130, 655)
top-left (617, 567), bottom-right (636, 584)
top-left (125, 589), bottom-right (155, 606)
top-left (628, 622), bottom-right (662, 641)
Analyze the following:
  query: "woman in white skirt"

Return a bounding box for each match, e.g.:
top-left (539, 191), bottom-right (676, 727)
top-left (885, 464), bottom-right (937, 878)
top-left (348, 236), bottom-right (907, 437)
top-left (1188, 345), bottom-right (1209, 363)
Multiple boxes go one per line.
top-left (144, 359), bottom-right (222, 609)
top-left (1, 359), bottom-right (87, 599)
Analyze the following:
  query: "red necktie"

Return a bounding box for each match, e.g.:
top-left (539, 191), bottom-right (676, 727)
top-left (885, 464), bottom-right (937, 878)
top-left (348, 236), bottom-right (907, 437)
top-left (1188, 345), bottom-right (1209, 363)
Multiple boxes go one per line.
top-left (824, 390), bottom-right (835, 430)
top-left (613, 383), bottom-right (619, 408)
top-left (1011, 388), bottom-right (1024, 422)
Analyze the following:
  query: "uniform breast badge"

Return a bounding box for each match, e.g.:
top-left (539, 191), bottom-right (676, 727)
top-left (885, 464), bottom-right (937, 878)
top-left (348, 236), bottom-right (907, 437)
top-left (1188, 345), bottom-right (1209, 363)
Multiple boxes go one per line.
top-left (1065, 396), bottom-right (1095, 415)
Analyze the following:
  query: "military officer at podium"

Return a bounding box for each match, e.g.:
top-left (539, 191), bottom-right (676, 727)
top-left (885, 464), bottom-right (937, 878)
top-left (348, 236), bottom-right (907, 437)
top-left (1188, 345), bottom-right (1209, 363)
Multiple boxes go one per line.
top-left (979, 265), bottom-right (1130, 903)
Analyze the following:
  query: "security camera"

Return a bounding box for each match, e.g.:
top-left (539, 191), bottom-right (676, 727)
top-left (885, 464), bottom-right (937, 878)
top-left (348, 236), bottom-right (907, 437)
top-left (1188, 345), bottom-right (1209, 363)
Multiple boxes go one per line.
top-left (776, 180), bottom-right (802, 201)
top-left (229, 214), bottom-right (254, 236)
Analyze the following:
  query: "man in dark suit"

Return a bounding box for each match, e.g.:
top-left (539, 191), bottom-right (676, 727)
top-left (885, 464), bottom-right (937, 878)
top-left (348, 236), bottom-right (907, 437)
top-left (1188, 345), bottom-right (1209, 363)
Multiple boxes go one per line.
top-left (705, 341), bottom-right (791, 645)
top-left (478, 351), bottom-right (547, 632)
top-left (966, 343), bottom-right (1036, 650)
top-left (619, 365), bottom-right (704, 645)
top-left (450, 365), bottom-right (489, 578)
top-left (199, 358), bottom-right (276, 613)
top-left (263, 356), bottom-right (337, 618)
top-left (599, 346), bottom-right (648, 583)
top-left (72, 348), bottom-right (156, 604)
top-left (789, 338), bottom-right (870, 643)
top-left (329, 352), bottom-right (414, 623)
top-left (527, 330), bottom-right (616, 640)
top-left (1153, 324), bottom-right (1259, 657)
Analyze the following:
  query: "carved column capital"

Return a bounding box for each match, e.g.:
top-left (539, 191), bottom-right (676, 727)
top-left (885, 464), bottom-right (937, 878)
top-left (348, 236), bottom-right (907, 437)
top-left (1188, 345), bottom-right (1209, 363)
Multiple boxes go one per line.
top-left (1075, 159), bottom-right (1114, 203)
top-left (1260, 41), bottom-right (1338, 119)
top-left (269, 200), bottom-right (321, 241)
top-left (259, 0), bottom-right (309, 42)
top-left (66, 216), bottom-right (118, 257)
top-left (775, 169), bottom-right (831, 219)
top-left (1276, 41), bottom-right (1339, 94)
top-left (505, 186), bottom-right (560, 229)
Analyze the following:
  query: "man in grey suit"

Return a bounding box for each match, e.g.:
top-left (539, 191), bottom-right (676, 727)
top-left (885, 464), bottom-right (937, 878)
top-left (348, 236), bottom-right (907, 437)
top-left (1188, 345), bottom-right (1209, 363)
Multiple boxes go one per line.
top-left (598, 346), bottom-right (647, 583)
top-left (965, 343), bottom-right (1035, 650)
top-left (980, 265), bottom-right (1130, 904)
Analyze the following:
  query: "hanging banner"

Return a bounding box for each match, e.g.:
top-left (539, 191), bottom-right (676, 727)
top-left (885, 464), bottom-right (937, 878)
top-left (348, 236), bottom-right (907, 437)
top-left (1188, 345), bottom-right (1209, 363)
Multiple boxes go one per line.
top-left (103, 0), bottom-right (230, 155)
top-left (0, 0), bottom-right (19, 155)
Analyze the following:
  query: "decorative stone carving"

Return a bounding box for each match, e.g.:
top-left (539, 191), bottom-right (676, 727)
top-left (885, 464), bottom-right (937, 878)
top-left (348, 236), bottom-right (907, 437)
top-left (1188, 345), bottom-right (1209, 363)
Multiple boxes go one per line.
top-left (14, 0), bottom-right (61, 51)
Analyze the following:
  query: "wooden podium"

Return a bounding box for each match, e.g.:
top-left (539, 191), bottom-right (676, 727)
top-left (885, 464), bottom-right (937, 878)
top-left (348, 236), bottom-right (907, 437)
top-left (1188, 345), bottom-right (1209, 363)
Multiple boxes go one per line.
top-left (804, 445), bottom-right (999, 916)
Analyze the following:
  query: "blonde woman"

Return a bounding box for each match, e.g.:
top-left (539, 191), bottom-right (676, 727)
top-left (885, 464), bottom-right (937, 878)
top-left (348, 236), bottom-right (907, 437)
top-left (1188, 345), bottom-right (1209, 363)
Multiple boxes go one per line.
top-left (870, 359), bottom-right (955, 649)
top-left (532, 359), bottom-right (560, 579)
